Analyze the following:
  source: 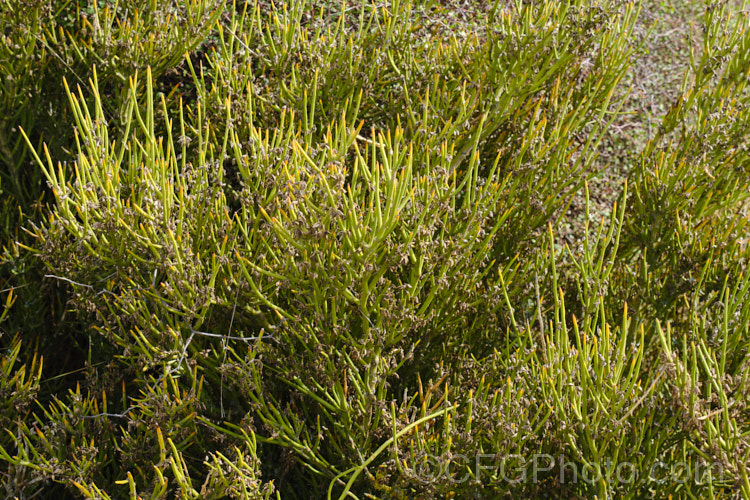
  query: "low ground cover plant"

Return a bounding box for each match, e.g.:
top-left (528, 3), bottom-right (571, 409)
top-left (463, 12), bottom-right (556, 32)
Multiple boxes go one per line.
top-left (2, 0), bottom-right (750, 498)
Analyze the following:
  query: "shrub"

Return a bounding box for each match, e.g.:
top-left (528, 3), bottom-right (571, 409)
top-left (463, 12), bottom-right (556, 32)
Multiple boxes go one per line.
top-left (2, 0), bottom-right (750, 498)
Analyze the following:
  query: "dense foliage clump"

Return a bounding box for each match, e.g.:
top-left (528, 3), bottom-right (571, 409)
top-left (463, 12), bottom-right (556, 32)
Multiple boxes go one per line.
top-left (2, 0), bottom-right (750, 498)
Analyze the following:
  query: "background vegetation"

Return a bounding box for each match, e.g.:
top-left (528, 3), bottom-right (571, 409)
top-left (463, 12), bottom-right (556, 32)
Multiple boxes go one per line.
top-left (2, 0), bottom-right (750, 498)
